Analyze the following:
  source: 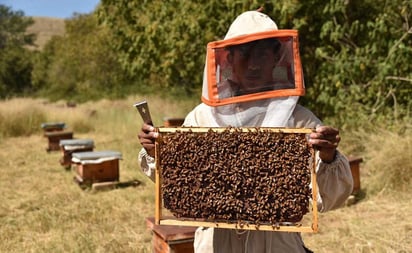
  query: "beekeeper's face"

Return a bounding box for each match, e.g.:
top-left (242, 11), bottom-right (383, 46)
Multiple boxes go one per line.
top-left (203, 29), bottom-right (304, 106)
top-left (227, 38), bottom-right (280, 95)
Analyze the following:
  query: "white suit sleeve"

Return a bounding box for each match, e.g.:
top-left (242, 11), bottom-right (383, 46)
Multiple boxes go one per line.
top-left (138, 148), bottom-right (156, 182)
top-left (315, 151), bottom-right (354, 212)
top-left (291, 105), bottom-right (354, 212)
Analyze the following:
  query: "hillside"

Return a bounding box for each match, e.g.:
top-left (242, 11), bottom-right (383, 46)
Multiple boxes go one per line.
top-left (26, 17), bottom-right (66, 50)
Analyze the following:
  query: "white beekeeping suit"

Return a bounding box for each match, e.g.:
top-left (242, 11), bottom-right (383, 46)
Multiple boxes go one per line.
top-left (139, 10), bottom-right (353, 253)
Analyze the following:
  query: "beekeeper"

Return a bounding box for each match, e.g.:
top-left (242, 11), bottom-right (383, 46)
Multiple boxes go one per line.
top-left (137, 10), bottom-right (353, 253)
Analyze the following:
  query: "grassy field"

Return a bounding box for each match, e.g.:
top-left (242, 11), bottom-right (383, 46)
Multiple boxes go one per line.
top-left (0, 97), bottom-right (411, 252)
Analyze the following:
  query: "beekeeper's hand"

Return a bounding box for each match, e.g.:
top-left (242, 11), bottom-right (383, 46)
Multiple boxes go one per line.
top-left (138, 123), bottom-right (158, 157)
top-left (309, 126), bottom-right (340, 163)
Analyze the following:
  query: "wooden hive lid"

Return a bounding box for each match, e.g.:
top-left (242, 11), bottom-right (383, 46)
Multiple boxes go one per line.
top-left (41, 122), bottom-right (66, 129)
top-left (146, 217), bottom-right (196, 242)
top-left (59, 138), bottom-right (94, 148)
top-left (72, 150), bottom-right (122, 161)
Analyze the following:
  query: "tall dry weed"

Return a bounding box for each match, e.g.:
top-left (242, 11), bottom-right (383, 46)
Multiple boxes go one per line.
top-left (362, 127), bottom-right (412, 194)
top-left (0, 99), bottom-right (46, 138)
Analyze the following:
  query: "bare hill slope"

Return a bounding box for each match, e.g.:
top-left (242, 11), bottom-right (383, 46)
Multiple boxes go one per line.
top-left (26, 17), bottom-right (65, 50)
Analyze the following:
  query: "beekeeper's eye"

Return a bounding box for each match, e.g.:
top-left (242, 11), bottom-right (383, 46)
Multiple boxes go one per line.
top-left (255, 48), bottom-right (272, 59)
top-left (237, 45), bottom-right (252, 58)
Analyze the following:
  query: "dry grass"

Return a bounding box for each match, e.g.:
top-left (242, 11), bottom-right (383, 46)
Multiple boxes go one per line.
top-left (362, 129), bottom-right (412, 194)
top-left (0, 99), bottom-right (46, 138)
top-left (0, 96), bottom-right (195, 252)
top-left (0, 134), bottom-right (154, 252)
top-left (0, 97), bottom-right (411, 252)
top-left (303, 125), bottom-right (412, 252)
top-left (26, 17), bottom-right (65, 50)
top-left (303, 191), bottom-right (412, 252)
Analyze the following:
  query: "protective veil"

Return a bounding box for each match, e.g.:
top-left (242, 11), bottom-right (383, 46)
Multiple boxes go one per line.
top-left (198, 11), bottom-right (305, 127)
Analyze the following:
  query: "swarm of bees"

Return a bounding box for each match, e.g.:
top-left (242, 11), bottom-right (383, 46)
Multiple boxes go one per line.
top-left (158, 127), bottom-right (313, 226)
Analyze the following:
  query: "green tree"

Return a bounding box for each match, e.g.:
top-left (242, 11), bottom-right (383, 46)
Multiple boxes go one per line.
top-left (300, 0), bottom-right (412, 128)
top-left (97, 0), bottom-right (272, 95)
top-left (0, 47), bottom-right (33, 96)
top-left (98, 0), bottom-right (411, 128)
top-left (0, 5), bottom-right (35, 98)
top-left (0, 5), bottom-right (34, 49)
top-left (32, 13), bottom-right (135, 101)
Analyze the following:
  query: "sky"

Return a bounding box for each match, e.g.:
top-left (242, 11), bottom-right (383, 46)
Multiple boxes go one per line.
top-left (1, 0), bottom-right (101, 19)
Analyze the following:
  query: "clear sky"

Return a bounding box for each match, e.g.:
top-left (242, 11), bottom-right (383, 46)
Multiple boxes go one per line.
top-left (1, 0), bottom-right (101, 19)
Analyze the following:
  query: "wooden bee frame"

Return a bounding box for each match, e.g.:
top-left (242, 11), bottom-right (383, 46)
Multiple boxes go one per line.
top-left (154, 127), bottom-right (318, 233)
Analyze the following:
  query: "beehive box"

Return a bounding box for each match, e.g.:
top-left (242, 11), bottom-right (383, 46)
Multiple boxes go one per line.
top-left (41, 122), bottom-right (66, 134)
top-left (44, 131), bottom-right (73, 151)
top-left (59, 139), bottom-right (95, 168)
top-left (154, 127), bottom-right (318, 233)
top-left (348, 156), bottom-right (363, 195)
top-left (146, 217), bottom-right (196, 253)
top-left (72, 150), bottom-right (122, 185)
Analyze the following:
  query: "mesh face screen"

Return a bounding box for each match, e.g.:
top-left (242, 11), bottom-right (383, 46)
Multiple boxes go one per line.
top-left (215, 37), bottom-right (295, 98)
top-left (203, 31), bottom-right (304, 106)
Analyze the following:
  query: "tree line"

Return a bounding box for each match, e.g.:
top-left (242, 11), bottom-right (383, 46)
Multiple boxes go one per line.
top-left (0, 1), bottom-right (411, 129)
